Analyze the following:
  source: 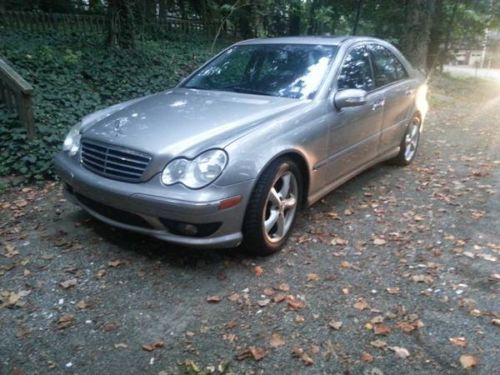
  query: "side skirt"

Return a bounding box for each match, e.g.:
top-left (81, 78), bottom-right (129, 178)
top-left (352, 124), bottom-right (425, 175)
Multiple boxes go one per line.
top-left (307, 147), bottom-right (400, 206)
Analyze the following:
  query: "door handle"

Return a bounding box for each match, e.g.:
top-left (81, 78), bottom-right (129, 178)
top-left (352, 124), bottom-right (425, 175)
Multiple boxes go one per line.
top-left (372, 99), bottom-right (385, 111)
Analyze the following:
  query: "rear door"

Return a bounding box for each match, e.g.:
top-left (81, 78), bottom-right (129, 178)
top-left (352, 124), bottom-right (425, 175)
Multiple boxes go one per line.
top-left (367, 44), bottom-right (415, 154)
top-left (324, 44), bottom-right (385, 182)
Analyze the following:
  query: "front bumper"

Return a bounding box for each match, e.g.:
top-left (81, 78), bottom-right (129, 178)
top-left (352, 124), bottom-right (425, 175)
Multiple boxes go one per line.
top-left (54, 152), bottom-right (255, 248)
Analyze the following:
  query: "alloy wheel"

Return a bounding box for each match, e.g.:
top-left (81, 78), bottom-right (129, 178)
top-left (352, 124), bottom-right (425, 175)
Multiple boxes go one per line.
top-left (404, 119), bottom-right (420, 162)
top-left (262, 170), bottom-right (298, 243)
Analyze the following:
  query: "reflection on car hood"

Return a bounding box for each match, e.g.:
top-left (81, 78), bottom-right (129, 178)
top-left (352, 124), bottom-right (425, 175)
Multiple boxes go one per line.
top-left (82, 88), bottom-right (307, 158)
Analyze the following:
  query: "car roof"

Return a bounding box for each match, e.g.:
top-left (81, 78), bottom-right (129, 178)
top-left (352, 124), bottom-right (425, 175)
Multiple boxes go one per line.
top-left (235, 35), bottom-right (384, 46)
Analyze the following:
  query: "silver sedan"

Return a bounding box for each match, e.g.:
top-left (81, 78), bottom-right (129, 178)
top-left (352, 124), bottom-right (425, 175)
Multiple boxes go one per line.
top-left (55, 36), bottom-right (428, 255)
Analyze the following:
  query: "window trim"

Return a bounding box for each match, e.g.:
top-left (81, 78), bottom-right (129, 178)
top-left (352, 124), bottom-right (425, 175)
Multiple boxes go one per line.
top-left (335, 43), bottom-right (377, 93)
top-left (366, 43), bottom-right (410, 90)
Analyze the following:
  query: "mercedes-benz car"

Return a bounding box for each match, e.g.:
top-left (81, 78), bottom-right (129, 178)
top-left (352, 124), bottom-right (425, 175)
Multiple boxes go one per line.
top-left (54, 36), bottom-right (428, 255)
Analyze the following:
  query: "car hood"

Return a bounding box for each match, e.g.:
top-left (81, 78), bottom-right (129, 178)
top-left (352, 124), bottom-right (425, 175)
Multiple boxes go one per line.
top-left (82, 88), bottom-right (307, 159)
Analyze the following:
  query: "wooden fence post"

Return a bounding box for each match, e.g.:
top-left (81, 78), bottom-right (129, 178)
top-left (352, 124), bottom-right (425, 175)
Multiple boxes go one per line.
top-left (0, 58), bottom-right (36, 139)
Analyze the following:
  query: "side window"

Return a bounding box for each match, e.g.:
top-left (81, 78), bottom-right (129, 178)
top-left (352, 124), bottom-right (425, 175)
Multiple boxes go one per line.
top-left (367, 44), bottom-right (408, 87)
top-left (337, 45), bottom-right (375, 91)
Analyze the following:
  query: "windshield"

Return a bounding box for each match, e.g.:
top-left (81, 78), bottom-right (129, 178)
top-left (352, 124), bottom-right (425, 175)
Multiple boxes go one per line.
top-left (183, 44), bottom-right (338, 99)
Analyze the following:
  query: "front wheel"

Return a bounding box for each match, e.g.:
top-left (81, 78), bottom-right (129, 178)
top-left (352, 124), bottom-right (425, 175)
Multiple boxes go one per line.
top-left (242, 158), bottom-right (302, 256)
top-left (391, 115), bottom-right (421, 166)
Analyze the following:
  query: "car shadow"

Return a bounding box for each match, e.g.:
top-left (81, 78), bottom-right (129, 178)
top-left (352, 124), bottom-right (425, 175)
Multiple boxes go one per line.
top-left (72, 162), bottom-right (397, 265)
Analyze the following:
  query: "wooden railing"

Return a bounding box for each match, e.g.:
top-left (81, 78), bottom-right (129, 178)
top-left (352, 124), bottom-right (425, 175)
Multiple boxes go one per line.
top-left (0, 58), bottom-right (35, 139)
top-left (0, 10), bottom-right (215, 37)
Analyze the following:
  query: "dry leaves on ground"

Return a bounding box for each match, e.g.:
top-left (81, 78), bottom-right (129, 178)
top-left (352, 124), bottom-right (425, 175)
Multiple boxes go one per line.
top-left (56, 314), bottom-right (75, 329)
top-left (449, 337), bottom-right (467, 347)
top-left (292, 347), bottom-right (314, 366)
top-left (236, 346), bottom-right (267, 361)
top-left (460, 354), bottom-right (479, 369)
top-left (142, 341), bottom-right (164, 352)
top-left (269, 333), bottom-right (285, 348)
top-left (59, 278), bottom-right (77, 289)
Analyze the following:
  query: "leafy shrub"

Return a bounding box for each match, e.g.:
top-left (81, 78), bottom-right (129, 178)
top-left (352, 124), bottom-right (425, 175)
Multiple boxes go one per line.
top-left (0, 30), bottom-right (224, 183)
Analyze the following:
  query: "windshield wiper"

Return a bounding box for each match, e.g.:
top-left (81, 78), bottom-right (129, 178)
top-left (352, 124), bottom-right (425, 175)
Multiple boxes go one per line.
top-left (227, 87), bottom-right (274, 97)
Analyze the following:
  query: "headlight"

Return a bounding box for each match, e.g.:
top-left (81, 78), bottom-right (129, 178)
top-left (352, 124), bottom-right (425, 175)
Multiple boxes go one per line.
top-left (161, 149), bottom-right (228, 189)
top-left (63, 122), bottom-right (82, 156)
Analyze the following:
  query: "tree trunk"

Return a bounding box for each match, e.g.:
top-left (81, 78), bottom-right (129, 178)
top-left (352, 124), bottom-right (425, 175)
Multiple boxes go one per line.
top-left (441, 0), bottom-right (460, 72)
top-left (400, 0), bottom-right (434, 70)
top-left (352, 0), bottom-right (363, 35)
top-left (107, 0), bottom-right (136, 49)
top-left (426, 0), bottom-right (444, 71)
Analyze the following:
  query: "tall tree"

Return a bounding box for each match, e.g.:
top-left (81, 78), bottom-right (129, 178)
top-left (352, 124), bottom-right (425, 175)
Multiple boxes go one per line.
top-left (107, 0), bottom-right (136, 49)
top-left (352, 0), bottom-right (363, 35)
top-left (400, 0), bottom-right (435, 69)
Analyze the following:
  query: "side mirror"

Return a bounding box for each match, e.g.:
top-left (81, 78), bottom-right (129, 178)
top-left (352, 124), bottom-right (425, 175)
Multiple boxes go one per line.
top-left (334, 89), bottom-right (368, 109)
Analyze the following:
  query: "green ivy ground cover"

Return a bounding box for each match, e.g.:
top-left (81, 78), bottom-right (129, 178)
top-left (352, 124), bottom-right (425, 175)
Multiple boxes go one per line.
top-left (0, 30), bottom-right (221, 184)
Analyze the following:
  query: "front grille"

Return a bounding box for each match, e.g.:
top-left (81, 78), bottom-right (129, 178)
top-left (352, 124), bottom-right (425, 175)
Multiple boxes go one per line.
top-left (80, 140), bottom-right (152, 182)
top-left (75, 192), bottom-right (153, 229)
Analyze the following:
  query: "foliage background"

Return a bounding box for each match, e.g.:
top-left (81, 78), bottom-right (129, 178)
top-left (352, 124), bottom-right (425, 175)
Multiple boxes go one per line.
top-left (0, 0), bottom-right (499, 184)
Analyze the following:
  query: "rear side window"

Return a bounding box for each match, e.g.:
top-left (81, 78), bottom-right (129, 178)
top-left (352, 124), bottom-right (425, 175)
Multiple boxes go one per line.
top-left (337, 45), bottom-right (375, 91)
top-left (367, 44), bottom-right (408, 87)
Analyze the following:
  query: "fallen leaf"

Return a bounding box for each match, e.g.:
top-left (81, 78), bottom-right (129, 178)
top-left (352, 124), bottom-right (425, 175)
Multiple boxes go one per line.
top-left (142, 341), bottom-right (164, 352)
top-left (328, 320), bottom-right (343, 330)
top-left (257, 299), bottom-right (270, 307)
top-left (291, 347), bottom-right (314, 365)
top-left (114, 342), bottom-right (128, 349)
top-left (331, 238), bottom-right (348, 246)
top-left (207, 295), bottom-right (222, 303)
top-left (361, 352), bottom-right (374, 363)
top-left (254, 266), bottom-right (264, 277)
top-left (492, 319), bottom-right (500, 326)
top-left (263, 288), bottom-right (274, 296)
top-left (59, 278), bottom-right (77, 289)
top-left (287, 295), bottom-right (305, 310)
top-left (108, 259), bottom-right (124, 268)
top-left (353, 298), bottom-right (369, 311)
top-left (295, 315), bottom-right (305, 324)
top-left (236, 346), bottom-right (267, 361)
top-left (95, 269), bottom-right (106, 279)
top-left (449, 337), bottom-right (467, 347)
top-left (340, 261), bottom-right (352, 269)
top-left (307, 273), bottom-right (320, 282)
top-left (390, 346), bottom-right (410, 359)
top-left (396, 321), bottom-right (416, 333)
top-left (269, 333), bottom-right (285, 348)
top-left (2, 243), bottom-right (19, 258)
top-left (411, 274), bottom-right (434, 284)
top-left (76, 299), bottom-right (94, 310)
top-left (344, 209), bottom-right (353, 216)
top-left (370, 340), bottom-right (387, 349)
top-left (373, 323), bottom-right (391, 335)
top-left (386, 287), bottom-right (400, 295)
top-left (227, 293), bottom-right (240, 302)
top-left (272, 293), bottom-right (286, 303)
top-left (57, 314), bottom-right (75, 330)
top-left (373, 238), bottom-right (386, 246)
top-left (460, 355), bottom-right (479, 369)
top-left (102, 322), bottom-right (120, 332)
top-left (277, 283), bottom-right (290, 292)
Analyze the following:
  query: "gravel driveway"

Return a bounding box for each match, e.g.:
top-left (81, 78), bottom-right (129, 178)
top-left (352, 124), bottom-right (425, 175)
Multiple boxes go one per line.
top-left (1, 76), bottom-right (499, 375)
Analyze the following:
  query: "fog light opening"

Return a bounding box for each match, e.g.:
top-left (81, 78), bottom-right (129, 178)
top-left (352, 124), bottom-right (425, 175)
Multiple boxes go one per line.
top-left (177, 223), bottom-right (199, 236)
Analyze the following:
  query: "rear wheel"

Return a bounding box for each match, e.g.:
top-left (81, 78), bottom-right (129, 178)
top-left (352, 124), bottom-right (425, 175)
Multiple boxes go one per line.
top-left (242, 158), bottom-right (302, 256)
top-left (391, 115), bottom-right (421, 166)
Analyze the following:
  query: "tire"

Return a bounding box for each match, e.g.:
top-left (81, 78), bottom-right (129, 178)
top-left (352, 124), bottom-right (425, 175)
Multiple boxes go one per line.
top-left (242, 157), bottom-right (303, 256)
top-left (391, 115), bottom-right (421, 166)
